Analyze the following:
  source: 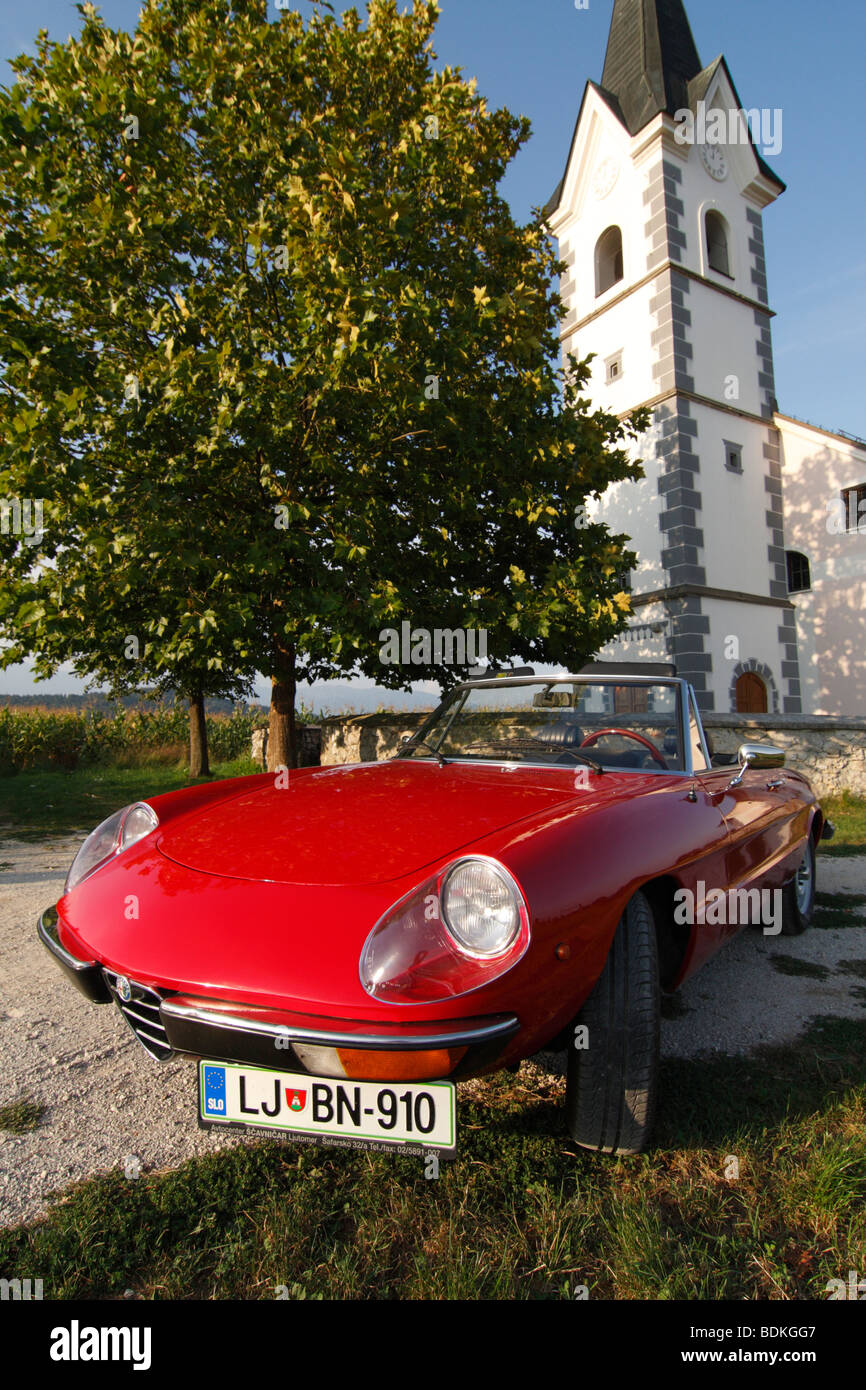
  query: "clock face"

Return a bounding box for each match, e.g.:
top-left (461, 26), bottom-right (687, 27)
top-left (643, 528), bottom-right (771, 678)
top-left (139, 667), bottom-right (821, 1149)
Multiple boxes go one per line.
top-left (592, 157), bottom-right (620, 200)
top-left (700, 142), bottom-right (728, 181)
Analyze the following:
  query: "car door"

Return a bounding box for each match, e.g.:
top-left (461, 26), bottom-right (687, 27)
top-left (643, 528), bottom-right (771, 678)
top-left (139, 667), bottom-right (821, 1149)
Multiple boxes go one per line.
top-left (635, 687), bottom-right (736, 980)
top-left (686, 692), bottom-right (799, 935)
top-left (697, 766), bottom-right (789, 895)
top-left (684, 687), bottom-right (792, 943)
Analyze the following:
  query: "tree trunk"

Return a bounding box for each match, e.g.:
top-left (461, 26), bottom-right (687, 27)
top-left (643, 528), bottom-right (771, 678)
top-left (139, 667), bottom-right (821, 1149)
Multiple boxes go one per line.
top-left (189, 691), bottom-right (210, 777)
top-left (267, 642), bottom-right (298, 771)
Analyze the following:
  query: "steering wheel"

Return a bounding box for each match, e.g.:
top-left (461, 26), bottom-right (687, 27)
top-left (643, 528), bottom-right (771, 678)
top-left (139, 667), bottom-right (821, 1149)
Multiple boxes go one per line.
top-left (580, 728), bottom-right (668, 770)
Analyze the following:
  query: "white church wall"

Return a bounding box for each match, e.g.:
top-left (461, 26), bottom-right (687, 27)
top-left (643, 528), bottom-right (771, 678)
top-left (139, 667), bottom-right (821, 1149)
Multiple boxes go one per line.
top-left (777, 416), bottom-right (866, 715)
top-left (691, 402), bottom-right (775, 598)
top-left (596, 599), bottom-right (670, 666)
top-left (553, 96), bottom-right (647, 323)
top-left (562, 279), bottom-right (660, 411)
top-left (583, 418), bottom-right (668, 596)
top-left (686, 280), bottom-right (765, 418)
top-left (674, 143), bottom-right (758, 293)
top-left (702, 597), bottom-right (784, 712)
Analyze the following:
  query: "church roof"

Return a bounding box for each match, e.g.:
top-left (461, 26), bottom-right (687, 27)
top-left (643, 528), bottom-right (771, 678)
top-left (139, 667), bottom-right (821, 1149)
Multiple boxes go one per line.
top-left (687, 55), bottom-right (785, 191)
top-left (600, 0), bottom-right (703, 136)
top-left (542, 1), bottom-right (784, 220)
top-left (541, 81), bottom-right (621, 220)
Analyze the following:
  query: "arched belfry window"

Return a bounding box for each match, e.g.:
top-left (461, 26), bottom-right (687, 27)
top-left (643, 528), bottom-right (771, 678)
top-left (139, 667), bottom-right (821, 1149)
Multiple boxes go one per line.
top-left (595, 226), bottom-right (624, 297)
top-left (705, 210), bottom-right (731, 277)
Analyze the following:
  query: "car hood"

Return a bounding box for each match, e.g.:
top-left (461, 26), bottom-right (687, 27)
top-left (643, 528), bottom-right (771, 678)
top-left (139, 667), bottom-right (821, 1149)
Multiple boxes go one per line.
top-left (156, 759), bottom-right (576, 886)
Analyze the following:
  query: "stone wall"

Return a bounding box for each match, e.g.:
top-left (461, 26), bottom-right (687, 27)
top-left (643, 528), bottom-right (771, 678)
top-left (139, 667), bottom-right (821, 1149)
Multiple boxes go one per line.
top-left (311, 711), bottom-right (866, 799)
top-left (320, 712), bottom-right (430, 767)
top-left (252, 711), bottom-right (865, 798)
top-left (701, 715), bottom-right (866, 799)
top-left (251, 724), bottom-right (322, 769)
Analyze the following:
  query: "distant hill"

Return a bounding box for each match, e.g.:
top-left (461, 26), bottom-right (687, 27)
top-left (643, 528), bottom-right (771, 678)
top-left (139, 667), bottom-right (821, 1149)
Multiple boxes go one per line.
top-left (0, 692), bottom-right (265, 715)
top-left (0, 684), bottom-right (441, 717)
top-left (295, 683), bottom-right (441, 715)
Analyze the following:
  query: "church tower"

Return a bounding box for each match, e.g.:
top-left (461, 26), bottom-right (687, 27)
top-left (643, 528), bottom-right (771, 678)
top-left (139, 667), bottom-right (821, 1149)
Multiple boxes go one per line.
top-left (545, 0), bottom-right (802, 713)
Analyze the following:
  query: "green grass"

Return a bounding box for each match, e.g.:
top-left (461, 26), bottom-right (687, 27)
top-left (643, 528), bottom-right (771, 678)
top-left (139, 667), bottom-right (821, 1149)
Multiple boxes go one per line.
top-left (0, 1098), bottom-right (44, 1134)
top-left (0, 757), bottom-right (261, 840)
top-left (769, 954), bottom-right (830, 980)
top-left (816, 892), bottom-right (866, 912)
top-left (819, 794), bottom-right (866, 857)
top-left (812, 892), bottom-right (866, 931)
top-left (660, 994), bottom-right (692, 1019)
top-left (1, 1019), bottom-right (863, 1300)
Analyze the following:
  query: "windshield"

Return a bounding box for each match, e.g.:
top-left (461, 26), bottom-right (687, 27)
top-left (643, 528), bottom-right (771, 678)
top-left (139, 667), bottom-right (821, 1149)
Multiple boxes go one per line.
top-left (399, 679), bottom-right (686, 773)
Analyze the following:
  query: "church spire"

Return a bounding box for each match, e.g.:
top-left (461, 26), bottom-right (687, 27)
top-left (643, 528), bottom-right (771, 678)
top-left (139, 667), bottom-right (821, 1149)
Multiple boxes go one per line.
top-left (600, 0), bottom-right (703, 135)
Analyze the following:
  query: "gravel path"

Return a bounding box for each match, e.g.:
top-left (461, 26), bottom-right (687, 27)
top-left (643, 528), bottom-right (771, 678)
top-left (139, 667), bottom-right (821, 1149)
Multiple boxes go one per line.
top-left (1, 835), bottom-right (863, 1228)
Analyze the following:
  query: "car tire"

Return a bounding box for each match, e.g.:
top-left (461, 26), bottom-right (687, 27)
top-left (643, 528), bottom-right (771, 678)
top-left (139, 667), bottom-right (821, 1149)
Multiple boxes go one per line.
top-left (779, 836), bottom-right (816, 936)
top-left (565, 890), bottom-right (660, 1156)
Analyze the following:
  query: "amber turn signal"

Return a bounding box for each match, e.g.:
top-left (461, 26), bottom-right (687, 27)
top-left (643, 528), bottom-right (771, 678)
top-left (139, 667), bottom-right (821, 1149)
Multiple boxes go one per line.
top-left (336, 1046), bottom-right (467, 1081)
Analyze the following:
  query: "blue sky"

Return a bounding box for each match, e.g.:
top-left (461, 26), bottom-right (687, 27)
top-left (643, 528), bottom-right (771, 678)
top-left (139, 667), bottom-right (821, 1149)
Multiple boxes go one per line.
top-left (2, 0), bottom-right (864, 697)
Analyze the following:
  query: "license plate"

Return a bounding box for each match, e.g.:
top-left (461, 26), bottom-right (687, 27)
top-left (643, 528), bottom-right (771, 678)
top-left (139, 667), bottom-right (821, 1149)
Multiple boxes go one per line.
top-left (197, 1060), bottom-right (457, 1157)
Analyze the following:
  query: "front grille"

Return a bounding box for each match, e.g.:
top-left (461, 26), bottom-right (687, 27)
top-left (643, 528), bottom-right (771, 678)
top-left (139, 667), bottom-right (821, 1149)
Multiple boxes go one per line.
top-left (103, 971), bottom-right (173, 1061)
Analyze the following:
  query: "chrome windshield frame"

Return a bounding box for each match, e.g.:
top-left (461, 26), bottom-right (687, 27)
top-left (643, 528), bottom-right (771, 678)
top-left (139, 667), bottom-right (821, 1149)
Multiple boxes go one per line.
top-left (398, 674), bottom-right (696, 778)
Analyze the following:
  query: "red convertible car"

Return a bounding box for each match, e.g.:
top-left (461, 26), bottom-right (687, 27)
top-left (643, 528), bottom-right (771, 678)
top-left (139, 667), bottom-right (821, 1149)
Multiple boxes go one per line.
top-left (38, 674), bottom-right (830, 1156)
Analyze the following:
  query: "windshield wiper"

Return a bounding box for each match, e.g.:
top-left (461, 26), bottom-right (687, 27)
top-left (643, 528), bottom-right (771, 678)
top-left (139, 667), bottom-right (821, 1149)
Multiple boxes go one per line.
top-left (405, 738), bottom-right (449, 766)
top-left (519, 738), bottom-right (604, 772)
top-left (552, 748), bottom-right (605, 773)
top-left (463, 736), bottom-right (605, 773)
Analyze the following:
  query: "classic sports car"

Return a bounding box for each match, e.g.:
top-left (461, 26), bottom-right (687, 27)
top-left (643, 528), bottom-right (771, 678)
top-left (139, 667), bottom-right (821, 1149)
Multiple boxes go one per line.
top-left (38, 673), bottom-right (832, 1157)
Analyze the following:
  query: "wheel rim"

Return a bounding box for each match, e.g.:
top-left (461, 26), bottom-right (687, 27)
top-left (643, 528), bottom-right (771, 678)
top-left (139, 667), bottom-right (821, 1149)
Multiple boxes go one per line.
top-left (795, 847), bottom-right (813, 914)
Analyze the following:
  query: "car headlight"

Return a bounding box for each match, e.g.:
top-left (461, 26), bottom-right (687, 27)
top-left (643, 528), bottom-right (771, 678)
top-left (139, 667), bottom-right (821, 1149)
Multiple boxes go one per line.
top-left (65, 802), bottom-right (159, 894)
top-left (441, 860), bottom-right (521, 957)
top-left (359, 856), bottom-right (530, 1004)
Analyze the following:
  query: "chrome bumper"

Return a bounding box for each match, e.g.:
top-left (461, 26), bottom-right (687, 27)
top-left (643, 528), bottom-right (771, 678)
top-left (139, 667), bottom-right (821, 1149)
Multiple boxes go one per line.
top-left (37, 906), bottom-right (112, 1003)
top-left (160, 996), bottom-right (519, 1077)
top-left (38, 905), bottom-right (519, 1076)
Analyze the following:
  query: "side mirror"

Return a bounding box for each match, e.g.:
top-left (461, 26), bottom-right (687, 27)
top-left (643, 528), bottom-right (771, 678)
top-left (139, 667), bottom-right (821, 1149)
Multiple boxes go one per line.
top-left (728, 741), bottom-right (786, 788)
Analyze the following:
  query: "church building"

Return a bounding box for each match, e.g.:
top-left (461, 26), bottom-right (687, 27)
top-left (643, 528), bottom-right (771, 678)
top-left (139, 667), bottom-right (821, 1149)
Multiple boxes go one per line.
top-left (544, 0), bottom-right (866, 715)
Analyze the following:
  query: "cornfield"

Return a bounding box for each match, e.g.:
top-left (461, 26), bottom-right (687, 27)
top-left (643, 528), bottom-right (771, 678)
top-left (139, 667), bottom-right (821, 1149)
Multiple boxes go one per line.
top-left (0, 706), bottom-right (267, 774)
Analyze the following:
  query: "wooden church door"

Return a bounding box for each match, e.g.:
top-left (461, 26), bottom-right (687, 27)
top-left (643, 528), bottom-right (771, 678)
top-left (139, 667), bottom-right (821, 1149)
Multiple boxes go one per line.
top-left (735, 672), bottom-right (768, 714)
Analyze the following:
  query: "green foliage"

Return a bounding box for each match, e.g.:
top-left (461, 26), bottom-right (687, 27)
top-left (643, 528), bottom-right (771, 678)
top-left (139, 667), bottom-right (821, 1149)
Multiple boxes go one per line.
top-left (0, 0), bottom-right (647, 731)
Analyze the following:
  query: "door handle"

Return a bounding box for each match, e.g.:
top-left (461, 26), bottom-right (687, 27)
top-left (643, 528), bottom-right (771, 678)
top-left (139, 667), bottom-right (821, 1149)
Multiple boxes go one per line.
top-left (766, 777), bottom-right (786, 790)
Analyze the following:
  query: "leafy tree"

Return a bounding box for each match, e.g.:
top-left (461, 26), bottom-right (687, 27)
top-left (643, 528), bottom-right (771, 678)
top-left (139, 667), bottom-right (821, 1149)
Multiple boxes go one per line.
top-left (1, 0), bottom-right (645, 773)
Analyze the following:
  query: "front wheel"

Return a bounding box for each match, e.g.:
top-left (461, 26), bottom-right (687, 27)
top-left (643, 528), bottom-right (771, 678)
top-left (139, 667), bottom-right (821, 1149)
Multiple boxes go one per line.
top-left (779, 837), bottom-right (816, 936)
top-left (566, 890), bottom-right (660, 1155)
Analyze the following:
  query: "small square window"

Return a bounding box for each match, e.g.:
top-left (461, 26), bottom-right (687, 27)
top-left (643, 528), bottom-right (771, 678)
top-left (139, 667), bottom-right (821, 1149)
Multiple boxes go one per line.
top-left (605, 351), bottom-right (624, 384)
top-left (724, 441), bottom-right (743, 474)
